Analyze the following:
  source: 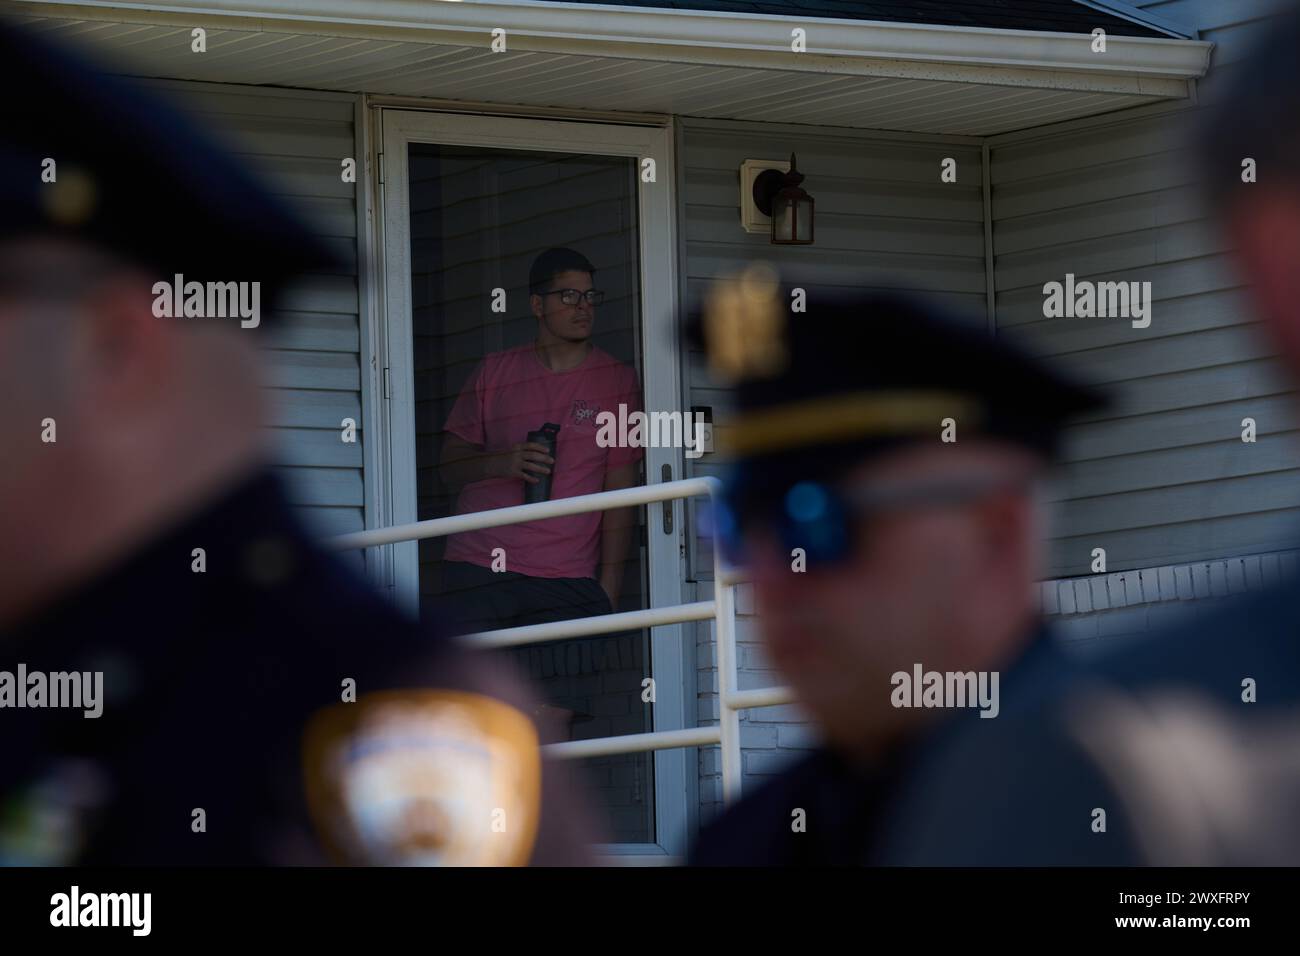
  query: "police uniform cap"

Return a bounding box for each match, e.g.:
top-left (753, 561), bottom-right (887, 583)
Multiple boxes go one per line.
top-left (0, 20), bottom-right (342, 318)
top-left (683, 266), bottom-right (1107, 507)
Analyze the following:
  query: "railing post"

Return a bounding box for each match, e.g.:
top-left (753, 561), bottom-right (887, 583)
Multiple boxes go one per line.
top-left (711, 501), bottom-right (743, 807)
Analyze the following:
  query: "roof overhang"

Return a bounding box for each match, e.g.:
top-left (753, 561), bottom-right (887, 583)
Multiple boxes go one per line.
top-left (10, 0), bottom-right (1215, 134)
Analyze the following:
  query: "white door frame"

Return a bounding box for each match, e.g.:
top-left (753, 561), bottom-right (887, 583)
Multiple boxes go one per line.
top-left (373, 108), bottom-right (689, 859)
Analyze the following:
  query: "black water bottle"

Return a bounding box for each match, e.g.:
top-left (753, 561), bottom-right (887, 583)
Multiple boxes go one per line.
top-left (524, 422), bottom-right (561, 504)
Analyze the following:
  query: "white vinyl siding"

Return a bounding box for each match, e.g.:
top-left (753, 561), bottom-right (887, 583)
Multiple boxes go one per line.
top-left (989, 109), bottom-right (1300, 577)
top-left (132, 80), bottom-right (366, 565)
top-left (676, 117), bottom-right (987, 817)
top-left (678, 117), bottom-right (987, 578)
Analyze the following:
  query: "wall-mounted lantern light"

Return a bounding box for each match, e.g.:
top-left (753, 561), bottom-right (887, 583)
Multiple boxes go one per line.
top-left (752, 152), bottom-right (814, 245)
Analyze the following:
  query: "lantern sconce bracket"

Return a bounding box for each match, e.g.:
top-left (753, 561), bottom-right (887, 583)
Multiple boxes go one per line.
top-left (752, 167), bottom-right (788, 217)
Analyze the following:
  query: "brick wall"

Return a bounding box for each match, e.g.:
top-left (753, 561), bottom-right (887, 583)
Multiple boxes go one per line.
top-left (1041, 550), bottom-right (1300, 645)
top-left (503, 633), bottom-right (655, 843)
top-left (695, 580), bottom-right (819, 825)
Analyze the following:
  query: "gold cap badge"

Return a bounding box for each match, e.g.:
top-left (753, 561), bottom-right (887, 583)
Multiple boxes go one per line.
top-left (702, 262), bottom-right (788, 385)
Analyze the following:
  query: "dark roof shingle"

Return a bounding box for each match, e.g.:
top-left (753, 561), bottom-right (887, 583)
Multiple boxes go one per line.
top-left (557, 0), bottom-right (1171, 38)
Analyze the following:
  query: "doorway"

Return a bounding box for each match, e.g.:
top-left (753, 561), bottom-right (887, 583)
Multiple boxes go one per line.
top-left (375, 109), bottom-right (689, 857)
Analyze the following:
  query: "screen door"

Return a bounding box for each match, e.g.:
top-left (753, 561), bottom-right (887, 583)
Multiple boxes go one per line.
top-left (377, 110), bottom-right (690, 858)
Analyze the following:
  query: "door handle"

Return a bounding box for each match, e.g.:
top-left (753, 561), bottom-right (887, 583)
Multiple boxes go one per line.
top-left (661, 464), bottom-right (673, 534)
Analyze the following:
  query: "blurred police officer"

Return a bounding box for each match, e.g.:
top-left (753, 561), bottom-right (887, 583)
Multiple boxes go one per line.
top-left (0, 20), bottom-right (598, 865)
top-left (876, 1), bottom-right (1300, 867)
top-left (684, 264), bottom-right (1103, 865)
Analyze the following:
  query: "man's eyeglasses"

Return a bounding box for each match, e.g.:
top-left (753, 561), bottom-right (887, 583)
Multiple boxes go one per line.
top-left (538, 288), bottom-right (606, 306)
top-left (715, 472), bottom-right (1034, 569)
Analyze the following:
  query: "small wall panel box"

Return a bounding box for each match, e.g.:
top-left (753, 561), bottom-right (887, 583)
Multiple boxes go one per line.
top-left (740, 158), bottom-right (790, 234)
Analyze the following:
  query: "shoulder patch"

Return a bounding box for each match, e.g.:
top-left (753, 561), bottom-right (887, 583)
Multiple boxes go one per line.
top-left (304, 690), bottom-right (541, 866)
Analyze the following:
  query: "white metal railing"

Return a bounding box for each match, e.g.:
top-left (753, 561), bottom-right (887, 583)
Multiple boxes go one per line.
top-left (327, 476), bottom-right (794, 806)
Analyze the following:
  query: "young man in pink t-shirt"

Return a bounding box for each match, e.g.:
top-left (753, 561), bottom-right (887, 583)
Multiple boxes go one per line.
top-left (438, 248), bottom-right (645, 635)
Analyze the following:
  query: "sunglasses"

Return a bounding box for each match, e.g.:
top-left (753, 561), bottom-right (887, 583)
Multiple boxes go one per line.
top-left (715, 472), bottom-right (1032, 569)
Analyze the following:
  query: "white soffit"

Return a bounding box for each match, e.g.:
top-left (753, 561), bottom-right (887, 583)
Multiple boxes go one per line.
top-left (10, 0), bottom-right (1214, 135)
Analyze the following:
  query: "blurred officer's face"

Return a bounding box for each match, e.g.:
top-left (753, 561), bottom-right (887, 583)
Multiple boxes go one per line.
top-left (531, 269), bottom-right (597, 343)
top-left (745, 442), bottom-right (1044, 759)
top-left (0, 238), bottom-right (266, 630)
top-left (1226, 186), bottom-right (1300, 380)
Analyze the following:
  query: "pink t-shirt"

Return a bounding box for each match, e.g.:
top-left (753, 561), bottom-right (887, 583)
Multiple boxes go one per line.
top-left (442, 343), bottom-right (644, 579)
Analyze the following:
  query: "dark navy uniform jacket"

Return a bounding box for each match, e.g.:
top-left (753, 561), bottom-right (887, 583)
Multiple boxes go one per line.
top-left (687, 625), bottom-right (1080, 866)
top-left (0, 468), bottom-right (592, 865)
top-left (874, 577), bottom-right (1300, 866)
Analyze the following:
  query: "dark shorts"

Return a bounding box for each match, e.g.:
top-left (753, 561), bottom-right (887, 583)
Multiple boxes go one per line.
top-left (438, 560), bottom-right (613, 637)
